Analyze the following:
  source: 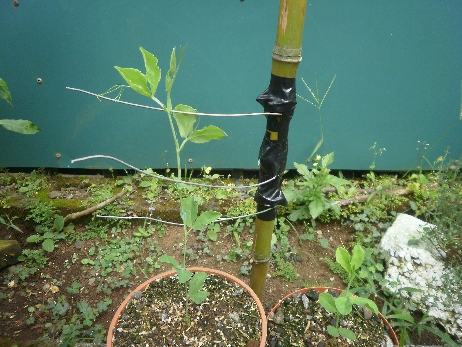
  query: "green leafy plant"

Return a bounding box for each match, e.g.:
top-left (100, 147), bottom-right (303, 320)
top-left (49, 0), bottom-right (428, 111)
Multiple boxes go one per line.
top-left (284, 152), bottom-right (351, 220)
top-left (66, 281), bottom-right (82, 295)
top-left (0, 77), bottom-right (40, 134)
top-left (113, 46), bottom-right (227, 179)
top-left (382, 287), bottom-right (459, 347)
top-left (26, 216), bottom-right (66, 252)
top-left (159, 196), bottom-right (221, 324)
top-left (42, 295), bottom-right (108, 346)
top-left (318, 245), bottom-right (379, 341)
top-left (113, 47), bottom-right (228, 325)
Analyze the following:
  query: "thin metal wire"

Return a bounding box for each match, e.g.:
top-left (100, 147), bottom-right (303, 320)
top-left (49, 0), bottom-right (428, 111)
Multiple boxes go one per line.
top-left (96, 206), bottom-right (275, 226)
top-left (71, 154), bottom-right (277, 189)
top-left (66, 87), bottom-right (281, 117)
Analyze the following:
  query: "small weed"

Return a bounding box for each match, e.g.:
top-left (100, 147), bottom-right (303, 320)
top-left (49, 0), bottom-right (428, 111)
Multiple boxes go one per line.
top-left (42, 295), bottom-right (108, 345)
top-left (284, 153), bottom-right (351, 220)
top-left (0, 213), bottom-right (23, 232)
top-left (240, 261), bottom-right (252, 275)
top-left (25, 199), bottom-right (58, 229)
top-left (272, 253), bottom-right (299, 282)
top-left (271, 219), bottom-right (299, 282)
top-left (66, 281), bottom-right (82, 295)
top-left (16, 170), bottom-right (49, 197)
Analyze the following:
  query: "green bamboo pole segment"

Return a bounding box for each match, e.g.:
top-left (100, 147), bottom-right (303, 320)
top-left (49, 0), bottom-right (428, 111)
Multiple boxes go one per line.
top-left (271, 0), bottom-right (308, 78)
top-left (249, 217), bottom-right (275, 299)
top-left (250, 0), bottom-right (308, 300)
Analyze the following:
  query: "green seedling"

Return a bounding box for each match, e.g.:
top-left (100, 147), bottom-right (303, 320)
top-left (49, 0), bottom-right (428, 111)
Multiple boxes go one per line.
top-left (159, 196), bottom-right (221, 325)
top-left (318, 245), bottom-right (379, 341)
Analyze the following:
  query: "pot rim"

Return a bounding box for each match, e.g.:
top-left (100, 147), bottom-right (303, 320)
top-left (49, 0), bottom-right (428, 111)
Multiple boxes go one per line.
top-left (107, 266), bottom-right (267, 347)
top-left (267, 286), bottom-right (399, 345)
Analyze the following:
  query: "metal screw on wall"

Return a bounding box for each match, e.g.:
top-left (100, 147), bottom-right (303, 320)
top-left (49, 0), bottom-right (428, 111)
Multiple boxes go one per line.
top-left (55, 153), bottom-right (61, 159)
top-left (13, 0), bottom-right (19, 6)
top-left (37, 78), bottom-right (43, 84)
top-left (188, 158), bottom-right (194, 163)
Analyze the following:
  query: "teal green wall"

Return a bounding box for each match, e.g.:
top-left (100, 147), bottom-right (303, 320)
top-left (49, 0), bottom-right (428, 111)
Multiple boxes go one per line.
top-left (1, 1), bottom-right (461, 170)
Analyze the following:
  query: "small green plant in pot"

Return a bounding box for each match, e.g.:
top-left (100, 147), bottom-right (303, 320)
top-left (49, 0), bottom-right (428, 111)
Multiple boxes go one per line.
top-left (158, 196), bottom-right (221, 325)
top-left (318, 245), bottom-right (379, 341)
top-left (266, 244), bottom-right (398, 346)
top-left (108, 195), bottom-right (266, 346)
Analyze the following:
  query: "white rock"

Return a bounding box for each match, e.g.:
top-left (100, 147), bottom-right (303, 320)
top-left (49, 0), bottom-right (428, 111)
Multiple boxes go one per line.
top-left (381, 214), bottom-right (461, 343)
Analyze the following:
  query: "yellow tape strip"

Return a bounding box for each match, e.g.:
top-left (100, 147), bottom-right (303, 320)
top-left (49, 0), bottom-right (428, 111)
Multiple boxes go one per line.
top-left (268, 130), bottom-right (278, 141)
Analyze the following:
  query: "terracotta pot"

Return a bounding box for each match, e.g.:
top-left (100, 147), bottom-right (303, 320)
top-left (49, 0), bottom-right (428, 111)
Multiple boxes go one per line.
top-left (267, 287), bottom-right (399, 346)
top-left (107, 266), bottom-right (267, 347)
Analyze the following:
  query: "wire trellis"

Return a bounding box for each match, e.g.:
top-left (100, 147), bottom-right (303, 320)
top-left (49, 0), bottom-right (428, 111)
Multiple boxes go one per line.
top-left (67, 85), bottom-right (280, 227)
top-left (71, 155), bottom-right (277, 189)
top-left (66, 87), bottom-right (281, 117)
top-left (96, 206), bottom-right (275, 227)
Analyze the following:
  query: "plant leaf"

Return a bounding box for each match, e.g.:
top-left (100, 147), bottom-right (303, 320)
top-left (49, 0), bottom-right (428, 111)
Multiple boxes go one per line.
top-left (309, 136), bottom-right (323, 159)
top-left (42, 239), bottom-right (55, 252)
top-left (188, 125), bottom-right (227, 144)
top-left (140, 47), bottom-right (161, 96)
top-left (318, 292), bottom-right (338, 313)
top-left (158, 254), bottom-right (180, 269)
top-left (0, 119), bottom-right (40, 134)
top-left (350, 296), bottom-right (379, 314)
top-left (336, 247), bottom-right (352, 273)
top-left (177, 268), bottom-right (192, 283)
top-left (294, 162), bottom-right (312, 179)
top-left (114, 67), bottom-right (150, 97)
top-left (190, 290), bottom-right (209, 305)
top-left (322, 152), bottom-right (335, 167)
top-left (54, 216), bottom-right (65, 232)
top-left (180, 196), bottom-right (198, 228)
top-left (189, 272), bottom-right (207, 293)
top-left (207, 226), bottom-right (218, 241)
top-left (387, 313), bottom-right (414, 323)
top-left (326, 325), bottom-right (339, 337)
top-left (418, 325), bottom-right (459, 347)
top-left (309, 196), bottom-right (325, 219)
top-left (0, 78), bottom-right (13, 107)
top-left (169, 47), bottom-right (177, 77)
top-left (350, 244), bottom-right (364, 271)
top-left (338, 327), bottom-right (356, 341)
top-left (173, 104), bottom-right (197, 139)
top-left (335, 295), bottom-right (353, 315)
top-left (193, 211), bottom-right (221, 231)
top-left (26, 235), bottom-right (41, 243)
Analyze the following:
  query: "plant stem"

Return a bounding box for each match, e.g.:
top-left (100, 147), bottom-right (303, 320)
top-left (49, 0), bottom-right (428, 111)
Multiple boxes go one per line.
top-left (183, 223), bottom-right (191, 325)
top-left (165, 88), bottom-right (182, 180)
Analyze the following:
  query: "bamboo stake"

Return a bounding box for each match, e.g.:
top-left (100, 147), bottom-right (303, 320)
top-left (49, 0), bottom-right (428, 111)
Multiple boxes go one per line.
top-left (250, 0), bottom-right (308, 299)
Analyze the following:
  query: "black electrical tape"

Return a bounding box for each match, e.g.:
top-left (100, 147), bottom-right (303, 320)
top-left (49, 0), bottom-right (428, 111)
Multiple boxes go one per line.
top-left (254, 74), bottom-right (296, 208)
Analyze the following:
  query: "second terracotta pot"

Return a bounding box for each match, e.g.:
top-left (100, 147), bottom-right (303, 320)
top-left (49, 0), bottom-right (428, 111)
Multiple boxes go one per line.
top-left (107, 267), bottom-right (267, 347)
top-left (267, 287), bottom-right (399, 346)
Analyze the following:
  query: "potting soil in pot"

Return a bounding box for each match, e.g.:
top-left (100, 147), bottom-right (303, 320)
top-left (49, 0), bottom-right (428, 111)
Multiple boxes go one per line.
top-left (112, 274), bottom-right (262, 346)
top-left (267, 289), bottom-right (392, 347)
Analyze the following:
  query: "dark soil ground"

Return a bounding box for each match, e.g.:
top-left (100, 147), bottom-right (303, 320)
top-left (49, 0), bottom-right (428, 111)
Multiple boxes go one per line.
top-left (0, 172), bottom-right (445, 346)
